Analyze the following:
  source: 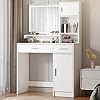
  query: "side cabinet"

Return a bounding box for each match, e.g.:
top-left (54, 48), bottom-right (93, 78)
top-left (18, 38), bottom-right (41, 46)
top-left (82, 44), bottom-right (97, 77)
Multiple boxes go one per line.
top-left (53, 44), bottom-right (74, 97)
top-left (80, 69), bottom-right (100, 90)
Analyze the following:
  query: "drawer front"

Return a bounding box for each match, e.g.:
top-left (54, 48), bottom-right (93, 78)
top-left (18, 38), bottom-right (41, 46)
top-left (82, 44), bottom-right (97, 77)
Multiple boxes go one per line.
top-left (53, 44), bottom-right (74, 54)
top-left (82, 70), bottom-right (100, 80)
top-left (29, 45), bottom-right (53, 53)
top-left (17, 44), bottom-right (29, 53)
top-left (81, 79), bottom-right (100, 90)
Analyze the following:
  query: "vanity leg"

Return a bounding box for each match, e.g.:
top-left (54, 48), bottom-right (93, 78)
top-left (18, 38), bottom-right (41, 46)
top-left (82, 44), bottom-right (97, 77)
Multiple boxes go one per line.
top-left (17, 53), bottom-right (29, 94)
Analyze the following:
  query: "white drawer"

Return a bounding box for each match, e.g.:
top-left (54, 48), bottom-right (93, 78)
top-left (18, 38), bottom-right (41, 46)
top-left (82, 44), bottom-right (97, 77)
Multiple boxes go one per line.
top-left (17, 44), bottom-right (29, 53)
top-left (82, 70), bottom-right (100, 80)
top-left (53, 44), bottom-right (74, 54)
top-left (29, 44), bottom-right (53, 53)
top-left (81, 79), bottom-right (100, 90)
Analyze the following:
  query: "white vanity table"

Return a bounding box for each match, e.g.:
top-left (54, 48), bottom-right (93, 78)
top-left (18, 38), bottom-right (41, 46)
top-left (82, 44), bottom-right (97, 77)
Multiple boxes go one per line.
top-left (17, 43), bottom-right (75, 97)
top-left (17, 0), bottom-right (82, 97)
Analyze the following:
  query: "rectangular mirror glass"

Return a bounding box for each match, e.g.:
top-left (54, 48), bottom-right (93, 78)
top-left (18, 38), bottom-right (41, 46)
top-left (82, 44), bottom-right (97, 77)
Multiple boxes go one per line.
top-left (29, 5), bottom-right (59, 34)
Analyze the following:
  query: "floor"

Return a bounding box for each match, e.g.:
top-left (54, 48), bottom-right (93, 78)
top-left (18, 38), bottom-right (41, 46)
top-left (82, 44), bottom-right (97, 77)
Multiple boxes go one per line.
top-left (1, 92), bottom-right (89, 100)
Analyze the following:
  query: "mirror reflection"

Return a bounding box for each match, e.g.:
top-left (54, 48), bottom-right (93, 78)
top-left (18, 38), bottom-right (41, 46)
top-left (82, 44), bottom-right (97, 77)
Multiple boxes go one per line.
top-left (29, 6), bottom-right (59, 34)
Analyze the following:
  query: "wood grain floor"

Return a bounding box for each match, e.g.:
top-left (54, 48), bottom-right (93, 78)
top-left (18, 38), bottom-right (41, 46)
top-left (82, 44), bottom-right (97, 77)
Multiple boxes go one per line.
top-left (1, 92), bottom-right (89, 100)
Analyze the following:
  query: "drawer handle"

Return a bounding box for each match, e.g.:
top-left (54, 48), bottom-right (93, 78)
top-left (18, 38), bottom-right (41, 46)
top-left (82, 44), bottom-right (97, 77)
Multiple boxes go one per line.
top-left (31, 48), bottom-right (40, 49)
top-left (59, 48), bottom-right (68, 50)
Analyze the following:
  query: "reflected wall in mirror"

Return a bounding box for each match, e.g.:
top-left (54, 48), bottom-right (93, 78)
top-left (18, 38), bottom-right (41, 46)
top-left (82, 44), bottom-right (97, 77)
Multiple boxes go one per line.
top-left (29, 5), bottom-right (60, 34)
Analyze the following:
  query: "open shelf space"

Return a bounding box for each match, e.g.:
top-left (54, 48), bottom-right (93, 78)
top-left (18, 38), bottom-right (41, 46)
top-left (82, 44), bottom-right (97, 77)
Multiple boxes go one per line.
top-left (60, 17), bottom-right (79, 33)
top-left (60, 34), bottom-right (79, 43)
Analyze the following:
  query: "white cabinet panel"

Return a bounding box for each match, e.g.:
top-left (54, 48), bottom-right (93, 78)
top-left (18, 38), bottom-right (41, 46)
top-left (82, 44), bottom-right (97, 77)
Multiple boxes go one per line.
top-left (17, 53), bottom-right (29, 94)
top-left (81, 79), bottom-right (100, 90)
top-left (53, 53), bottom-right (74, 92)
top-left (80, 69), bottom-right (100, 90)
top-left (60, 2), bottom-right (79, 16)
top-left (82, 70), bottom-right (100, 80)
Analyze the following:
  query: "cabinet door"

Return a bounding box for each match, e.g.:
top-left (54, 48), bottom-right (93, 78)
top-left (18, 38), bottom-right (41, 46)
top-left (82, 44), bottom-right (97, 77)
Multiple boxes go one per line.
top-left (60, 1), bottom-right (79, 16)
top-left (53, 53), bottom-right (74, 92)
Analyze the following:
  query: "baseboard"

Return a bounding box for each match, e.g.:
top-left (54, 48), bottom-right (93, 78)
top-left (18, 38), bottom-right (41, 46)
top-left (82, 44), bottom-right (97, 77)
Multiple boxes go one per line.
top-left (54, 91), bottom-right (74, 97)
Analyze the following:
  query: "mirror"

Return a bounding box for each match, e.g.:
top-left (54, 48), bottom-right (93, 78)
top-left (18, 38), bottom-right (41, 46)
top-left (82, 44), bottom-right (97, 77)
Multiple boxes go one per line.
top-left (29, 5), bottom-right (59, 34)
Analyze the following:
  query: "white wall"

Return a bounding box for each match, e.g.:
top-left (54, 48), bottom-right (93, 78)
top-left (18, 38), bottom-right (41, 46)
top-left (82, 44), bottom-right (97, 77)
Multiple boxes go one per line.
top-left (88, 0), bottom-right (100, 66)
top-left (82, 0), bottom-right (100, 67)
top-left (22, 0), bottom-right (100, 68)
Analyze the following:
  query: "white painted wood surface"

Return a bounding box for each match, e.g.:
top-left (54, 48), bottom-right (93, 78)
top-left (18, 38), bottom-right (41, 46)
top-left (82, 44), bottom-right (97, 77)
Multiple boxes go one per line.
top-left (80, 68), bottom-right (100, 90)
top-left (53, 44), bottom-right (74, 97)
top-left (17, 53), bottom-right (29, 94)
top-left (17, 42), bottom-right (82, 97)
top-left (59, 1), bottom-right (79, 16)
top-left (17, 0), bottom-right (82, 97)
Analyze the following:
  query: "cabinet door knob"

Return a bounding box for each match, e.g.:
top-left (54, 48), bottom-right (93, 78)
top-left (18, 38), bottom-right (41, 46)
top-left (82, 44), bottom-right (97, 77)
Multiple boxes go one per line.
top-left (61, 7), bottom-right (63, 12)
top-left (55, 68), bottom-right (57, 76)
